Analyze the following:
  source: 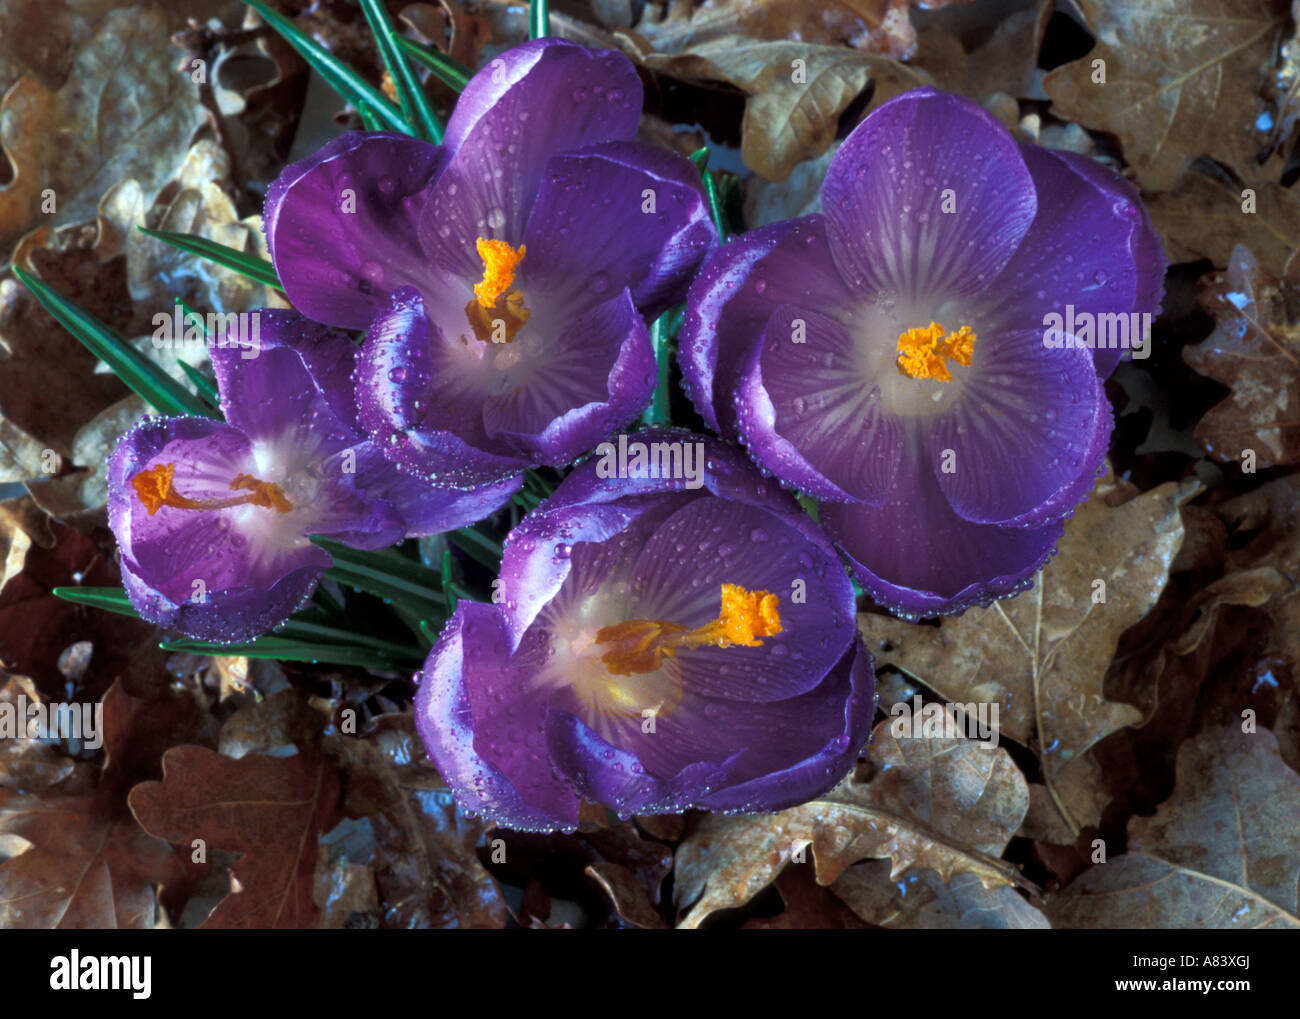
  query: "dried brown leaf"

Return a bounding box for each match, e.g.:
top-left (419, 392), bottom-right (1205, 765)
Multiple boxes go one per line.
top-left (1146, 170), bottom-right (1300, 276)
top-left (833, 860), bottom-right (1050, 928)
top-left (328, 713), bottom-right (508, 929)
top-left (1046, 726), bottom-right (1300, 928)
top-left (129, 745), bottom-right (340, 929)
top-left (858, 470), bottom-right (1198, 840)
top-left (1042, 0), bottom-right (1286, 192)
top-left (1183, 245), bottom-right (1300, 467)
top-left (673, 720), bottom-right (1028, 928)
top-left (645, 38), bottom-right (930, 181)
top-left (632, 0), bottom-right (973, 60)
top-left (0, 7), bottom-right (207, 255)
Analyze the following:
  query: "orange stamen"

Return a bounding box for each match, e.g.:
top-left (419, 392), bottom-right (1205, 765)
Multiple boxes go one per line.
top-left (466, 238), bottom-right (531, 343)
top-left (896, 321), bottom-right (977, 381)
top-left (596, 583), bottom-right (783, 676)
top-left (130, 463), bottom-right (293, 516)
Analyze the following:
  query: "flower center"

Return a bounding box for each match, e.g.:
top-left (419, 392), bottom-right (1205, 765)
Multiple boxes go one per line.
top-left (596, 583), bottom-right (783, 676)
top-left (130, 462), bottom-right (293, 516)
top-left (465, 237), bottom-right (531, 344)
top-left (896, 321), bottom-right (976, 381)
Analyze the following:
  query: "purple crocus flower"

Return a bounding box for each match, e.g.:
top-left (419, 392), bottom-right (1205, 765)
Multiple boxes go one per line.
top-left (681, 87), bottom-right (1167, 617)
top-left (107, 311), bottom-right (518, 643)
top-left (263, 38), bottom-right (718, 490)
top-left (414, 430), bottom-right (874, 831)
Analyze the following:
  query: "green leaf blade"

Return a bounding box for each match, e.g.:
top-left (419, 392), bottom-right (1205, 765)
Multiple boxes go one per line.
top-left (13, 266), bottom-right (216, 418)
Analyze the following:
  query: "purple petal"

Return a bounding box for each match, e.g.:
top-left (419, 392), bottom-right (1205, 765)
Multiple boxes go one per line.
top-left (678, 215), bottom-right (855, 436)
top-left (1029, 149), bottom-right (1167, 377)
top-left (355, 288), bottom-right (529, 487)
top-left (264, 131), bottom-right (454, 330)
top-left (480, 289), bottom-right (655, 465)
top-left (622, 496), bottom-right (854, 702)
top-left (520, 140), bottom-right (716, 319)
top-left (545, 643), bottom-right (873, 816)
top-left (820, 453), bottom-right (1065, 618)
top-left (736, 303), bottom-right (903, 503)
top-left (415, 602), bottom-right (580, 831)
top-left (697, 645), bottom-right (875, 814)
top-left (821, 88), bottom-right (1036, 304)
top-left (210, 310), bottom-right (361, 454)
top-left (976, 145), bottom-right (1152, 379)
top-left (929, 329), bottom-right (1111, 527)
top-left (420, 40), bottom-right (643, 280)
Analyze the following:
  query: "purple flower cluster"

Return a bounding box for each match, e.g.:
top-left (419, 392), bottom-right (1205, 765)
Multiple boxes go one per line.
top-left (106, 43), bottom-right (1167, 828)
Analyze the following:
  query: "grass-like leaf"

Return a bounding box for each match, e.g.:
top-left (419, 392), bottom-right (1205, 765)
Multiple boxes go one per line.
top-left (138, 227), bottom-right (282, 291)
top-left (643, 311), bottom-right (673, 426)
top-left (530, 0), bottom-right (550, 39)
top-left (395, 35), bottom-right (472, 93)
top-left (53, 586), bottom-right (141, 618)
top-left (160, 634), bottom-right (419, 670)
top-left (359, 0), bottom-right (444, 143)
top-left (449, 526), bottom-right (503, 572)
top-left (244, 0), bottom-right (414, 135)
top-left (12, 266), bottom-right (216, 418)
top-left (691, 146), bottom-right (728, 241)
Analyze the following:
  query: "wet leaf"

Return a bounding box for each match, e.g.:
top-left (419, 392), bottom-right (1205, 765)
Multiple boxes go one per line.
top-left (1183, 245), bottom-right (1300, 468)
top-left (674, 720), bottom-right (1029, 928)
top-left (859, 470), bottom-right (1199, 840)
top-left (833, 861), bottom-right (1050, 928)
top-left (1046, 726), bottom-right (1300, 928)
top-left (326, 713), bottom-right (508, 929)
top-left (646, 38), bottom-right (930, 181)
top-left (1043, 0), bottom-right (1288, 191)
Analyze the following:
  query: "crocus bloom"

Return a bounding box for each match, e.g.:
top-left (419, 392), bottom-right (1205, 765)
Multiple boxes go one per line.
top-left (415, 430), bottom-right (874, 830)
top-left (263, 38), bottom-right (717, 491)
top-left (681, 88), bottom-right (1166, 617)
top-left (107, 311), bottom-right (517, 642)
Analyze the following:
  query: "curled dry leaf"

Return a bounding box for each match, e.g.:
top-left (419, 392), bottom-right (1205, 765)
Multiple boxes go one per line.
top-left (0, 7), bottom-right (207, 254)
top-left (859, 470), bottom-right (1199, 841)
top-left (1183, 245), bottom-right (1300, 468)
top-left (673, 720), bottom-right (1029, 928)
top-left (1042, 0), bottom-right (1288, 192)
top-left (645, 38), bottom-right (930, 181)
top-left (631, 0), bottom-right (974, 60)
top-left (1046, 726), bottom-right (1300, 928)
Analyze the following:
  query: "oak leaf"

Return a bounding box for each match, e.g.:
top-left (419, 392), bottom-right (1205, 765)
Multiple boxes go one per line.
top-left (130, 745), bottom-right (340, 929)
top-left (858, 471), bottom-right (1198, 841)
top-left (1042, 0), bottom-right (1287, 192)
top-left (673, 720), bottom-right (1029, 928)
top-left (1046, 727), bottom-right (1300, 928)
top-left (645, 37), bottom-right (930, 181)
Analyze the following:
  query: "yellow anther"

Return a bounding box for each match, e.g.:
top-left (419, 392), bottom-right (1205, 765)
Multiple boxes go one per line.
top-left (472, 238), bottom-right (526, 309)
top-left (467, 238), bottom-right (531, 343)
top-left (596, 583), bottom-right (784, 676)
top-left (896, 321), bottom-right (977, 381)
